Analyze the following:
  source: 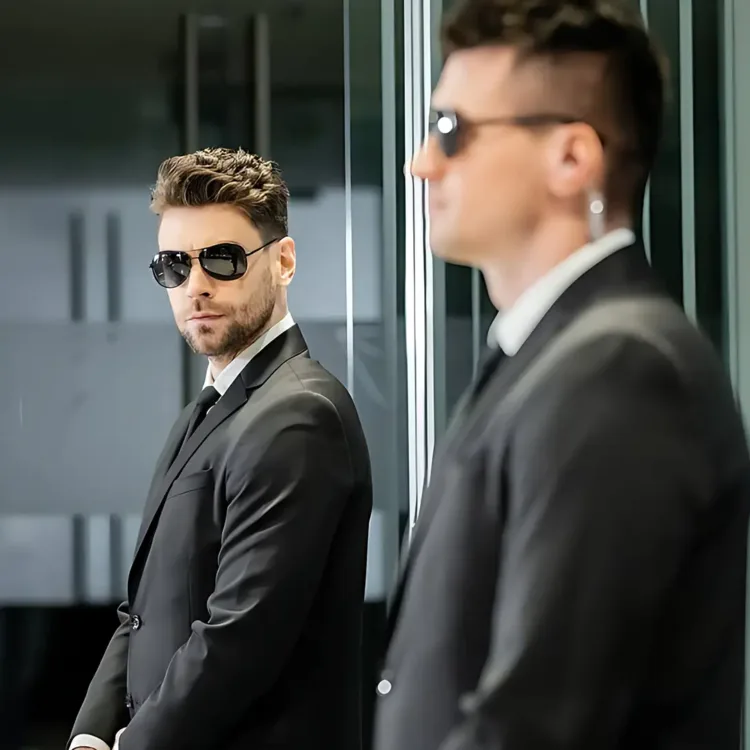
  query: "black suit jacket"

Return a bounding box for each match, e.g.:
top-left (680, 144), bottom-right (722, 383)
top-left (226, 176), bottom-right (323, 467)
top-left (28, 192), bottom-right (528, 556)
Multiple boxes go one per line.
top-left (71, 325), bottom-right (373, 750)
top-left (374, 246), bottom-right (750, 750)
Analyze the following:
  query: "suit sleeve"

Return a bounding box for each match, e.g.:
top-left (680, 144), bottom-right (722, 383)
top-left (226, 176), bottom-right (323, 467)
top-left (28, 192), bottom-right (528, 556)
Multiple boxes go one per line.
top-left (68, 602), bottom-right (131, 748)
top-left (118, 390), bottom-right (356, 750)
top-left (439, 337), bottom-right (707, 750)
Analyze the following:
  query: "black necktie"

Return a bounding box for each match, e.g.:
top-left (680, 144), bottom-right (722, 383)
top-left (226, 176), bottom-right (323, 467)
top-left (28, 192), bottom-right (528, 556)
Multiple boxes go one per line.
top-left (182, 386), bottom-right (220, 447)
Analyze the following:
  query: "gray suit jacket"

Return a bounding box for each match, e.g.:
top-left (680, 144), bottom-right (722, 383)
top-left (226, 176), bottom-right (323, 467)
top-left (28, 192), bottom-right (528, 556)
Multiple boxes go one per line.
top-left (375, 246), bottom-right (750, 750)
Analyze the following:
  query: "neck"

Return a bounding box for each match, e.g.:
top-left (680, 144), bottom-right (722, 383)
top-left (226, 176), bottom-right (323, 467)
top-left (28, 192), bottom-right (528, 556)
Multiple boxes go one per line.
top-left (208, 303), bottom-right (288, 379)
top-left (481, 214), bottom-right (631, 311)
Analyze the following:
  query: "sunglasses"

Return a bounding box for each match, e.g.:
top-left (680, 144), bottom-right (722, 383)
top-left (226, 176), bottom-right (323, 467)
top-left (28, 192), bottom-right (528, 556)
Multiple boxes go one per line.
top-left (429, 108), bottom-right (597, 158)
top-left (150, 237), bottom-right (281, 289)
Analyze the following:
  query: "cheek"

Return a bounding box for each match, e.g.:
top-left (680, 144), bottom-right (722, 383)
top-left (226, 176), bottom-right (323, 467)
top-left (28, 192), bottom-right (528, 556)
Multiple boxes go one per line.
top-left (470, 148), bottom-right (540, 216)
top-left (166, 289), bottom-right (186, 320)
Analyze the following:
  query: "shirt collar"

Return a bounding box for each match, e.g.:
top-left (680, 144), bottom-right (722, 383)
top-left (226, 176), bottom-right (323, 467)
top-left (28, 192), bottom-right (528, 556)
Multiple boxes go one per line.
top-left (203, 312), bottom-right (296, 397)
top-left (489, 227), bottom-right (636, 356)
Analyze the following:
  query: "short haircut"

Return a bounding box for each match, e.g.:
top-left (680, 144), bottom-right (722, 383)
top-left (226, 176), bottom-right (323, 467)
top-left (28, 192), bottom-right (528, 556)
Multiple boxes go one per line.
top-left (442, 0), bottom-right (667, 211)
top-left (150, 147), bottom-right (289, 239)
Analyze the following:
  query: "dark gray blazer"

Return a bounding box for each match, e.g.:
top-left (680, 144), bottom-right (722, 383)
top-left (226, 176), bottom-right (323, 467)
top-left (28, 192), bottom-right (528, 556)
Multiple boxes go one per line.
top-left (375, 246), bottom-right (750, 750)
top-left (71, 325), bottom-right (373, 750)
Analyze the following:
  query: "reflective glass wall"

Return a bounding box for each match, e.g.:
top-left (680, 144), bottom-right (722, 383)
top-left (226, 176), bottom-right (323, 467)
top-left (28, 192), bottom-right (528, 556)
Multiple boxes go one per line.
top-left (0, 1), bottom-right (406, 746)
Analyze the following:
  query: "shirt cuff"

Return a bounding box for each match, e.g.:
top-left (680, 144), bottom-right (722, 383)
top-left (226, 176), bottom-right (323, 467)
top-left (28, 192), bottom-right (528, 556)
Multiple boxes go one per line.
top-left (70, 734), bottom-right (111, 750)
top-left (113, 728), bottom-right (125, 750)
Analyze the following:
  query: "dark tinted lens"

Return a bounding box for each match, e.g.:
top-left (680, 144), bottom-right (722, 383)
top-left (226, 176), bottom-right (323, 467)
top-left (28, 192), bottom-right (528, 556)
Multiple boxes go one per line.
top-left (151, 252), bottom-right (191, 288)
top-left (430, 110), bottom-right (459, 157)
top-left (201, 243), bottom-right (247, 280)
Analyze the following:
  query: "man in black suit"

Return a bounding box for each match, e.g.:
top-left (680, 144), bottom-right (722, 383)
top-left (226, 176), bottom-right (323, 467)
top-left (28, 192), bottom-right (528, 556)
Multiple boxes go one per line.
top-left (375, 2), bottom-right (750, 749)
top-left (69, 147), bottom-right (372, 750)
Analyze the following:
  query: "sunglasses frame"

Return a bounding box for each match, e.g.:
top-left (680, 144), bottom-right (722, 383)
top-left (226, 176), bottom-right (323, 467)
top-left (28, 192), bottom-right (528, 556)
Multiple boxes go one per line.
top-left (429, 108), bottom-right (603, 158)
top-left (149, 237), bottom-right (282, 288)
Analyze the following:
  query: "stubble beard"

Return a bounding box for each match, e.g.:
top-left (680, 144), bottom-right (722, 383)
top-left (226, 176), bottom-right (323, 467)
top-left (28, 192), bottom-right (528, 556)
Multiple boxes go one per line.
top-left (182, 273), bottom-right (277, 361)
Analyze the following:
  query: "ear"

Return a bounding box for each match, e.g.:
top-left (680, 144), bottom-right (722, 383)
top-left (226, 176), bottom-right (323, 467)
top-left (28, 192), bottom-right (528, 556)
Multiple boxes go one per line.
top-left (545, 123), bottom-right (605, 200)
top-left (277, 236), bottom-right (296, 286)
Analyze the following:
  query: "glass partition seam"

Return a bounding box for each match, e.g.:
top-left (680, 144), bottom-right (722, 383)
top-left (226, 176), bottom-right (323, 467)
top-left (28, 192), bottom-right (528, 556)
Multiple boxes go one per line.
top-left (679, 0), bottom-right (697, 321)
top-left (343, 0), bottom-right (355, 395)
top-left (422, 0), bottom-right (436, 484)
top-left (640, 0), bottom-right (652, 262)
top-left (412, 0), bottom-right (428, 519)
top-left (722, 0), bottom-right (739, 388)
top-left (184, 15), bottom-right (200, 153)
top-left (404, 0), bottom-right (420, 534)
top-left (253, 14), bottom-right (271, 157)
top-left (182, 14), bottom-right (201, 408)
top-left (404, 0), bottom-right (430, 533)
top-left (429, 0), bottom-right (448, 449)
top-left (381, 0), bottom-right (402, 583)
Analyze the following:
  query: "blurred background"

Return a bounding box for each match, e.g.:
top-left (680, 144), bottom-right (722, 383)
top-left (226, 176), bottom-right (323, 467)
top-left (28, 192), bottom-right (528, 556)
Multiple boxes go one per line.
top-left (0, 0), bottom-right (747, 748)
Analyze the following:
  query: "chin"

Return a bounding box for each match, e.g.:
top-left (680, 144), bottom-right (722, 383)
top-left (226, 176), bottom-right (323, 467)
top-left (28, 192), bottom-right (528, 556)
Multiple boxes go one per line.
top-left (430, 236), bottom-right (470, 266)
top-left (182, 330), bottom-right (222, 357)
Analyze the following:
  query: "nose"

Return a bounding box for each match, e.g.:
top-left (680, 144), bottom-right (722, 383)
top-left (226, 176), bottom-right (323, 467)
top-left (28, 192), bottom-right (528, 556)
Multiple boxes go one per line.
top-left (184, 258), bottom-right (214, 298)
top-left (408, 134), bottom-right (446, 182)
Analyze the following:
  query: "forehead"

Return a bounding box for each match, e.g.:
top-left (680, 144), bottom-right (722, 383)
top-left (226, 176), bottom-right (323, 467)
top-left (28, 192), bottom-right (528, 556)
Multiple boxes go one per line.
top-left (433, 46), bottom-right (525, 116)
top-left (157, 204), bottom-right (261, 250)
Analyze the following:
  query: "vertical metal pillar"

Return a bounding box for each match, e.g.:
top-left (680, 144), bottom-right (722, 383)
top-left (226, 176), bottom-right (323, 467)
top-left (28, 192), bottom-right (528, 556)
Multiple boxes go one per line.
top-left (679, 0), bottom-right (697, 321)
top-left (640, 0), bottom-right (652, 262)
top-left (253, 14), bottom-right (271, 158)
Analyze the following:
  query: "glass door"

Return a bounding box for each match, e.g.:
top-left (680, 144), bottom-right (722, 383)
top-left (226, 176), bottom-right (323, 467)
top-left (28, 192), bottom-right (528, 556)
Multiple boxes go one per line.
top-left (0, 0), bottom-right (408, 745)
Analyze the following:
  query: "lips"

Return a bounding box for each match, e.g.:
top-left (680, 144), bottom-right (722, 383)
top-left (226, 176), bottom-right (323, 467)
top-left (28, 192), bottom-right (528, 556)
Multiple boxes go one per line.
top-left (188, 313), bottom-right (223, 322)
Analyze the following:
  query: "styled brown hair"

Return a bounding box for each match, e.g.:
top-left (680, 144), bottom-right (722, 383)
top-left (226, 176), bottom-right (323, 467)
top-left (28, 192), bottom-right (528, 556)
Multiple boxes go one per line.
top-left (442, 0), bottom-right (667, 211)
top-left (151, 147), bottom-right (289, 239)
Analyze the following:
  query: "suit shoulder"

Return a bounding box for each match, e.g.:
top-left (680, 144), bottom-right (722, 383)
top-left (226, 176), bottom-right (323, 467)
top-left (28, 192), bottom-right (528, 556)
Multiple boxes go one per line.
top-left (513, 299), bottom-right (740, 450)
top-left (283, 355), bottom-right (357, 409)
top-left (246, 354), bottom-right (365, 440)
top-left (547, 296), bottom-right (722, 391)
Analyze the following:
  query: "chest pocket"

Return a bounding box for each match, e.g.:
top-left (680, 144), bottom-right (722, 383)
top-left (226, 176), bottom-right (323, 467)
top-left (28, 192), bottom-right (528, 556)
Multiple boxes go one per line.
top-left (156, 469), bottom-right (217, 555)
top-left (167, 469), bottom-right (213, 498)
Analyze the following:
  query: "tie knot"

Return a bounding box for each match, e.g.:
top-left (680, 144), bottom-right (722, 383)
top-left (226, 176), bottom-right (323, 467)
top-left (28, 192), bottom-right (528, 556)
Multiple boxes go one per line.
top-left (196, 385), bottom-right (220, 410)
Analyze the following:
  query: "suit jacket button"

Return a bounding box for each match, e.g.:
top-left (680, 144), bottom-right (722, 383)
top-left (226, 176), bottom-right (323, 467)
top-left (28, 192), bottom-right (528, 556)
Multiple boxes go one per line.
top-left (376, 677), bottom-right (393, 696)
top-left (130, 615), bottom-right (142, 630)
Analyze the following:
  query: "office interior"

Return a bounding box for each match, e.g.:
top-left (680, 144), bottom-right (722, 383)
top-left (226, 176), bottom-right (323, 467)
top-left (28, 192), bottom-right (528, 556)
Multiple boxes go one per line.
top-left (0, 0), bottom-right (748, 747)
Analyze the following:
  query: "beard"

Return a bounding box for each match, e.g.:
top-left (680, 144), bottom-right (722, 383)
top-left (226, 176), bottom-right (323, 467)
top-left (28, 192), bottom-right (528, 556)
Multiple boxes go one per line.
top-left (181, 267), bottom-right (277, 360)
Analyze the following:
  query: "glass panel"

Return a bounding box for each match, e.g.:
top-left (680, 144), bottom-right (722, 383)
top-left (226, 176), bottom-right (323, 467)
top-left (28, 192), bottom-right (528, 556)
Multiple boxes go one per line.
top-left (348, 0), bottom-right (407, 744)
top-left (0, 6), bottom-right (186, 745)
top-left (692, 0), bottom-right (723, 352)
top-left (0, 0), bottom-right (407, 746)
top-left (647, 0), bottom-right (685, 305)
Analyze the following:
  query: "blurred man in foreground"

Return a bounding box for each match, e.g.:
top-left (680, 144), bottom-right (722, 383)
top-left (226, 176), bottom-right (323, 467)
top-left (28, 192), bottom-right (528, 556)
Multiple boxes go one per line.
top-left (375, 1), bottom-right (750, 749)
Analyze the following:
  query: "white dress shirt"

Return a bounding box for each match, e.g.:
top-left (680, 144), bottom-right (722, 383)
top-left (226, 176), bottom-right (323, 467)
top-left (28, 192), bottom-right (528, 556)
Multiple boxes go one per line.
top-left (70, 312), bottom-right (296, 750)
top-left (488, 228), bottom-right (636, 355)
top-left (203, 312), bottom-right (296, 395)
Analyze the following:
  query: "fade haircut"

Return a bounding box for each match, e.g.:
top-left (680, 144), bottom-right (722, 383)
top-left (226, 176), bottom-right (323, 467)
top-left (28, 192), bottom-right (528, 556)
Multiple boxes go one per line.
top-left (442, 0), bottom-right (667, 211)
top-left (150, 147), bottom-right (289, 240)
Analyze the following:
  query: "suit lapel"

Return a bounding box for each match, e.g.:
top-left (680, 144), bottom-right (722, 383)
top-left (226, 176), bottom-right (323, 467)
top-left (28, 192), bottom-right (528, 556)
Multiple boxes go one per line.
top-left (385, 349), bottom-right (524, 640)
top-left (134, 406), bottom-right (193, 549)
top-left (156, 377), bottom-right (247, 509)
top-left (129, 324), bottom-right (310, 597)
top-left (145, 406), bottom-right (193, 505)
